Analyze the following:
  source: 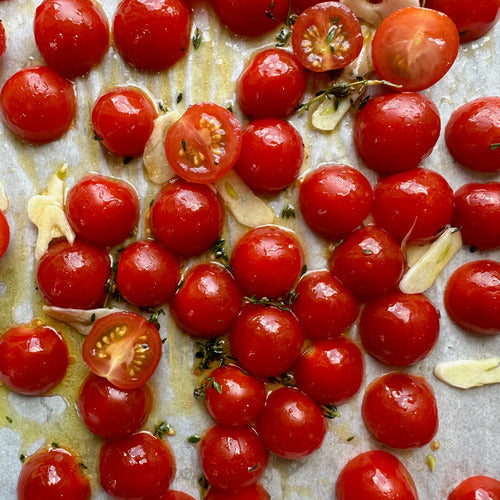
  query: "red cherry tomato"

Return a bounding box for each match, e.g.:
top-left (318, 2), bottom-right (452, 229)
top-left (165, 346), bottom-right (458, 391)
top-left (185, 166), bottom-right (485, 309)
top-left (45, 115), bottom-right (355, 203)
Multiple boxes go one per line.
top-left (299, 164), bottom-right (373, 239)
top-left (445, 96), bottom-right (500, 173)
top-left (291, 2), bottom-right (363, 72)
top-left (66, 173), bottom-right (140, 247)
top-left (371, 7), bottom-right (459, 91)
top-left (198, 424), bottom-right (268, 492)
top-left (171, 263), bottom-right (242, 339)
top-left (444, 259), bottom-right (500, 335)
top-left (336, 450), bottom-right (418, 500)
top-left (448, 475), bottom-right (500, 500)
top-left (17, 447), bottom-right (91, 500)
top-left (0, 322), bottom-right (69, 396)
top-left (353, 92), bottom-right (441, 174)
top-left (291, 0), bottom-right (323, 12)
top-left (92, 87), bottom-right (158, 158)
top-left (34, 0), bottom-right (109, 78)
top-left (77, 373), bottom-right (153, 439)
top-left (150, 177), bottom-right (224, 256)
top-left (205, 484), bottom-right (270, 500)
top-left (82, 311), bottom-right (163, 389)
top-left (0, 210), bottom-right (10, 258)
top-left (362, 372), bottom-right (439, 449)
top-left (113, 0), bottom-right (191, 71)
top-left (229, 304), bottom-right (304, 378)
top-left (0, 21), bottom-right (5, 58)
top-left (0, 66), bottom-right (76, 143)
top-left (452, 182), bottom-right (500, 250)
top-left (236, 48), bottom-right (307, 119)
top-left (99, 431), bottom-right (176, 499)
top-left (230, 225), bottom-right (304, 299)
top-left (234, 119), bottom-right (304, 194)
top-left (165, 102), bottom-right (242, 183)
top-left (37, 239), bottom-right (111, 309)
top-left (159, 492), bottom-right (197, 500)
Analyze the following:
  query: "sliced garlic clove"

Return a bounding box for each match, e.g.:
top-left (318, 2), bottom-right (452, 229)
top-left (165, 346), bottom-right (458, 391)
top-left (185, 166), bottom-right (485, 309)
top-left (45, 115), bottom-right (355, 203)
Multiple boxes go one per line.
top-left (434, 358), bottom-right (500, 389)
top-left (0, 181), bottom-right (9, 212)
top-left (405, 243), bottom-right (431, 268)
top-left (342, 0), bottom-right (419, 26)
top-left (311, 95), bottom-right (356, 131)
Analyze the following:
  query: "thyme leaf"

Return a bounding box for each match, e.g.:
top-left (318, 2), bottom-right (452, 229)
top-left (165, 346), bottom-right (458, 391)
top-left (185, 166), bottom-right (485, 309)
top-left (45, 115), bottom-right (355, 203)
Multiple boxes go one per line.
top-left (192, 27), bottom-right (202, 49)
top-left (280, 204), bottom-right (296, 219)
top-left (490, 143), bottom-right (500, 150)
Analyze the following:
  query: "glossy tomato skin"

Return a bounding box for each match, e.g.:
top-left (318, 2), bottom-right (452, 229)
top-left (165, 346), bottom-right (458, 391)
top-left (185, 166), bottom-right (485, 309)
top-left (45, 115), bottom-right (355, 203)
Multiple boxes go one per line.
top-left (256, 386), bottom-right (327, 459)
top-left (150, 177), bottom-right (224, 256)
top-left (66, 173), bottom-right (140, 247)
top-left (99, 431), bottom-right (176, 499)
top-left (171, 263), bottom-right (242, 339)
top-left (205, 484), bottom-right (270, 500)
top-left (230, 304), bottom-right (304, 378)
top-left (371, 7), bottom-right (459, 91)
top-left (113, 0), bottom-right (191, 71)
top-left (362, 372), bottom-right (439, 449)
top-left (77, 373), bottom-right (153, 439)
top-left (0, 21), bottom-right (5, 59)
top-left (299, 164), bottom-right (373, 239)
top-left (82, 311), bottom-right (163, 389)
top-left (0, 210), bottom-right (9, 258)
top-left (353, 92), bottom-right (441, 174)
top-left (445, 96), bottom-right (500, 173)
top-left (452, 182), bottom-right (500, 250)
top-left (230, 225), bottom-right (304, 299)
top-left (444, 260), bottom-right (500, 335)
top-left (236, 48), bottom-right (307, 119)
top-left (37, 239), bottom-right (111, 309)
top-left (234, 119), bottom-right (304, 194)
top-left (0, 322), bottom-right (69, 396)
top-left (0, 66), bottom-right (76, 143)
top-left (336, 450), bottom-right (418, 500)
top-left (92, 87), bottom-right (157, 157)
top-left (159, 492), bottom-right (196, 500)
top-left (198, 425), bottom-right (268, 492)
top-left (448, 475), bottom-right (500, 500)
top-left (34, 0), bottom-right (110, 78)
top-left (17, 447), bottom-right (91, 500)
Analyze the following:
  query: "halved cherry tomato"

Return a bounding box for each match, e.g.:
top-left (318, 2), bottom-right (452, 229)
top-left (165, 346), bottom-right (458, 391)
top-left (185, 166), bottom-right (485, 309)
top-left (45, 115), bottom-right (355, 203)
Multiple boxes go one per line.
top-left (448, 475), bottom-right (500, 500)
top-left (164, 103), bottom-right (242, 183)
top-left (0, 210), bottom-right (9, 258)
top-left (82, 311), bottom-right (163, 389)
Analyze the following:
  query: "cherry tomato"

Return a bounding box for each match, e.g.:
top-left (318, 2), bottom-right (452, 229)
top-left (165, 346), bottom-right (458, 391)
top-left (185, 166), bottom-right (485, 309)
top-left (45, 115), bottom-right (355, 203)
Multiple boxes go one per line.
top-left (37, 239), bottom-right (111, 309)
top-left (372, 168), bottom-right (454, 243)
top-left (256, 386), bottom-right (327, 459)
top-left (444, 260), bottom-right (500, 335)
top-left (362, 372), bottom-right (439, 449)
top-left (328, 226), bottom-right (406, 299)
top-left (99, 431), bottom-right (176, 499)
top-left (360, 291), bottom-right (440, 367)
top-left (229, 304), bottom-right (304, 378)
top-left (230, 225), bottom-right (304, 299)
top-left (292, 270), bottom-right (359, 339)
top-left (205, 483), bottom-right (270, 500)
top-left (371, 7), bottom-right (459, 91)
top-left (291, 2), bottom-right (363, 72)
top-left (234, 119), bottom-right (304, 194)
top-left (92, 87), bottom-right (158, 158)
top-left (452, 182), bottom-right (500, 250)
top-left (0, 66), bottom-right (76, 143)
top-left (448, 475), bottom-right (500, 500)
top-left (445, 96), bottom-right (500, 173)
top-left (0, 21), bottom-right (5, 58)
top-left (113, 0), bottom-right (191, 71)
top-left (159, 492), bottom-right (196, 500)
top-left (34, 0), bottom-right (110, 78)
top-left (171, 263), bottom-right (242, 339)
top-left (0, 321), bottom-right (69, 396)
top-left (353, 92), bottom-right (441, 174)
top-left (0, 210), bottom-right (10, 258)
top-left (336, 450), bottom-right (418, 500)
top-left (150, 177), bottom-right (224, 256)
top-left (116, 239), bottom-right (180, 308)
top-left (198, 424), bottom-right (268, 492)
top-left (82, 311), bottom-right (163, 389)
top-left (77, 373), bottom-right (153, 439)
top-left (66, 173), bottom-right (140, 247)
top-left (165, 103), bottom-right (242, 183)
top-left (294, 337), bottom-right (364, 405)
top-left (299, 164), bottom-right (373, 239)
top-left (236, 48), bottom-right (307, 119)
top-left (17, 447), bottom-right (91, 500)
top-left (291, 0), bottom-right (323, 12)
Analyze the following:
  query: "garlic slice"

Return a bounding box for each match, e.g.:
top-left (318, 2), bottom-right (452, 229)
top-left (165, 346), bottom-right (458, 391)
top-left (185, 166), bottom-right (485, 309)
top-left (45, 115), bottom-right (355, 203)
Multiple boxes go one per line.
top-left (311, 96), bottom-right (356, 132)
top-left (342, 0), bottom-right (419, 26)
top-left (0, 181), bottom-right (9, 212)
top-left (434, 358), bottom-right (500, 389)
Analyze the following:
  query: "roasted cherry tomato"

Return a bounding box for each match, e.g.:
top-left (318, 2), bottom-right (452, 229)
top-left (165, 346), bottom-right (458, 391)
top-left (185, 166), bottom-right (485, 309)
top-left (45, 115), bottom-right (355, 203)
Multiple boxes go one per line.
top-left (205, 484), bottom-right (270, 500)
top-left (0, 66), bottom-right (76, 143)
top-left (291, 1), bottom-right (363, 72)
top-left (448, 475), bottom-right (500, 500)
top-left (0, 210), bottom-right (9, 258)
top-left (291, 0), bottom-right (323, 12)
top-left (159, 492), bottom-right (197, 500)
top-left (444, 260), bottom-right (500, 335)
top-left (82, 311), bottom-right (163, 389)
top-left (34, 0), bottom-right (110, 78)
top-left (165, 102), bottom-right (242, 183)
top-left (371, 7), bottom-right (459, 91)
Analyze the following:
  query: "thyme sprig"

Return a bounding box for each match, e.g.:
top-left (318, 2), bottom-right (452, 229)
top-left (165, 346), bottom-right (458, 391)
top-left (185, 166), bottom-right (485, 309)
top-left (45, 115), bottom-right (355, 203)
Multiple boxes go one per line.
top-left (245, 289), bottom-right (298, 312)
top-left (194, 337), bottom-right (232, 372)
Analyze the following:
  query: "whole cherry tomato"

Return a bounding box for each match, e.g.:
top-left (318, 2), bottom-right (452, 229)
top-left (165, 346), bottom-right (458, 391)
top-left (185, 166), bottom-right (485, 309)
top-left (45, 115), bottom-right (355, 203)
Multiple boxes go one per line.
top-left (205, 483), bottom-right (270, 499)
top-left (0, 210), bottom-right (9, 258)
top-left (0, 21), bottom-right (5, 59)
top-left (448, 475), bottom-right (500, 500)
top-left (159, 492), bottom-right (196, 500)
